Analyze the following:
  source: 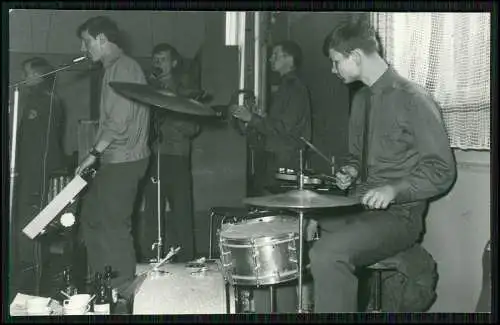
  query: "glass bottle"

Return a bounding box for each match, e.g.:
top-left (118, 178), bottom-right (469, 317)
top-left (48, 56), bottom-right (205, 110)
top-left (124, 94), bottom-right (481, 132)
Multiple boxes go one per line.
top-left (62, 267), bottom-right (78, 298)
top-left (93, 272), bottom-right (110, 315)
top-left (104, 265), bottom-right (117, 307)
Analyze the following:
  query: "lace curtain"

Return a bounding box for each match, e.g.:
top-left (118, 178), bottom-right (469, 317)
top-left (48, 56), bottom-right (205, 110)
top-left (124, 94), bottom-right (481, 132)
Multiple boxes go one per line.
top-left (371, 13), bottom-right (491, 150)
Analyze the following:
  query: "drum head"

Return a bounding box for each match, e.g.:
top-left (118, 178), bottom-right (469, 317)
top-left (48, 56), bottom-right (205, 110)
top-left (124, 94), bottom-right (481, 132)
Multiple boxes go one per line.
top-left (219, 215), bottom-right (298, 240)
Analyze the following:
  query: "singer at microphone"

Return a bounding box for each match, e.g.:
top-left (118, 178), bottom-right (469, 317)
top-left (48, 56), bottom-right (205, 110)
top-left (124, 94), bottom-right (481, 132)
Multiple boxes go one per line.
top-left (13, 57), bottom-right (69, 271)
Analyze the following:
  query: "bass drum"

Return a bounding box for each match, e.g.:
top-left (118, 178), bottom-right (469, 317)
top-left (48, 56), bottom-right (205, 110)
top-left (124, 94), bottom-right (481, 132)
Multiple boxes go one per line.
top-left (133, 263), bottom-right (235, 314)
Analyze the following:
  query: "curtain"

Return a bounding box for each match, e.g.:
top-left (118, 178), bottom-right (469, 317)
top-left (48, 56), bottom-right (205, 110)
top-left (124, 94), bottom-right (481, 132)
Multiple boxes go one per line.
top-left (372, 13), bottom-right (490, 150)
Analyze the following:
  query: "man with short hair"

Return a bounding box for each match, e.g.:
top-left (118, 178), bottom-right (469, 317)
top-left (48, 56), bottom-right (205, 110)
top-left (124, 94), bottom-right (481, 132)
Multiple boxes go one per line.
top-left (231, 40), bottom-right (312, 313)
top-left (310, 20), bottom-right (456, 312)
top-left (12, 57), bottom-right (67, 296)
top-left (143, 43), bottom-right (200, 263)
top-left (75, 16), bottom-right (150, 305)
top-left (232, 40), bottom-right (312, 196)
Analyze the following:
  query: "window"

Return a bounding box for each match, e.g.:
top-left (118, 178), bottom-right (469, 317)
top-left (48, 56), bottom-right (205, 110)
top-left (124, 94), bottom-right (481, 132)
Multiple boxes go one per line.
top-left (225, 12), bottom-right (246, 47)
top-left (372, 13), bottom-right (491, 150)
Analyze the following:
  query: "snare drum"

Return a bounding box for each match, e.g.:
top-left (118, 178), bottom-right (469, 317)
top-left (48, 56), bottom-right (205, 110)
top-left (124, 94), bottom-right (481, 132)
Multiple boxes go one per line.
top-left (219, 215), bottom-right (300, 286)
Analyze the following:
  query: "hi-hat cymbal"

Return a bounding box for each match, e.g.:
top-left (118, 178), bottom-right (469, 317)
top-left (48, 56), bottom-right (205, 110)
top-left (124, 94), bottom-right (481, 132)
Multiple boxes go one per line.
top-left (109, 82), bottom-right (215, 116)
top-left (243, 189), bottom-right (360, 209)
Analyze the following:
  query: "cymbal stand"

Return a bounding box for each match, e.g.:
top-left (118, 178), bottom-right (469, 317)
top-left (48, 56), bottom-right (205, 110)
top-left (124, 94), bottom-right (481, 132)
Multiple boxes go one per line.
top-left (151, 119), bottom-right (164, 265)
top-left (297, 149), bottom-right (305, 313)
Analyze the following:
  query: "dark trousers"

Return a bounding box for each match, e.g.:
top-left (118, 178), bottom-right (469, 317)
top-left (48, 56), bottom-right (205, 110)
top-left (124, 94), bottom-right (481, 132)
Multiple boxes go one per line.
top-left (79, 158), bottom-right (148, 290)
top-left (144, 153), bottom-right (195, 262)
top-left (309, 204), bottom-right (425, 312)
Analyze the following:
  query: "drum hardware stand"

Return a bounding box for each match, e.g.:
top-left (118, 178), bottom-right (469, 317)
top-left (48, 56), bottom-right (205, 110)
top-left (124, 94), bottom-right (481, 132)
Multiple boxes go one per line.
top-left (150, 119), bottom-right (164, 265)
top-left (296, 149), bottom-right (306, 313)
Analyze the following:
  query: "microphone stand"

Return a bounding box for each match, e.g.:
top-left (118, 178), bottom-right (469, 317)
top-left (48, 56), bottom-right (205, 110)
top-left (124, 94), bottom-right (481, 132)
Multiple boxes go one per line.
top-left (8, 86), bottom-right (20, 273)
top-left (9, 58), bottom-right (87, 89)
top-left (8, 57), bottom-right (87, 292)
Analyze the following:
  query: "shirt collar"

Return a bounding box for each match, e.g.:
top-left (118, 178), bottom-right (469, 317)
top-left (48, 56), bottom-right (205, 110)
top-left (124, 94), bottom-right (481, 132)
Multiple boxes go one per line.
top-left (281, 70), bottom-right (298, 81)
top-left (369, 65), bottom-right (398, 94)
top-left (101, 47), bottom-right (124, 68)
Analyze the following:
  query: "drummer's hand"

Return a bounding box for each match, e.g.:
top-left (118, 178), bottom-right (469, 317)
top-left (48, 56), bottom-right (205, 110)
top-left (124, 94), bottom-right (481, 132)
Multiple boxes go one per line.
top-left (361, 185), bottom-right (396, 210)
top-left (335, 165), bottom-right (358, 190)
top-left (75, 154), bottom-right (97, 176)
top-left (230, 105), bottom-right (253, 122)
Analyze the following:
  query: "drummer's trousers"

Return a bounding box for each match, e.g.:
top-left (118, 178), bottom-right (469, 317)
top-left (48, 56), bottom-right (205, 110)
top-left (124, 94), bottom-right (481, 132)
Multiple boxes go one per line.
top-left (79, 158), bottom-right (149, 292)
top-left (309, 203), bottom-right (426, 312)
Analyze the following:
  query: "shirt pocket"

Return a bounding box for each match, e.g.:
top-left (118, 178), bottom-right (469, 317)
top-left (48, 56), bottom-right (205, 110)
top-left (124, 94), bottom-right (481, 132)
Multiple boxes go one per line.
top-left (379, 120), bottom-right (412, 161)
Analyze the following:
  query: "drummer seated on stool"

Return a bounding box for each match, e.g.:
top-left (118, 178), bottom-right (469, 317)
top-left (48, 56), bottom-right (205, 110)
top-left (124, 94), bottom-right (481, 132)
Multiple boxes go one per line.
top-left (309, 20), bottom-right (456, 312)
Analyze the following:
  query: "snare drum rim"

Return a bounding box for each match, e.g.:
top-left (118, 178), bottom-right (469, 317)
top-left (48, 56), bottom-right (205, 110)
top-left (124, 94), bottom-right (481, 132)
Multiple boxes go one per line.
top-left (219, 215), bottom-right (299, 243)
top-left (229, 270), bottom-right (299, 286)
top-left (220, 234), bottom-right (299, 247)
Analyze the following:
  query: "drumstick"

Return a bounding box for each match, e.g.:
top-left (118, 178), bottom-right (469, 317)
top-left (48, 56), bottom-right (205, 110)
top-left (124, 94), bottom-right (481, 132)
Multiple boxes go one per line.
top-left (299, 137), bottom-right (335, 167)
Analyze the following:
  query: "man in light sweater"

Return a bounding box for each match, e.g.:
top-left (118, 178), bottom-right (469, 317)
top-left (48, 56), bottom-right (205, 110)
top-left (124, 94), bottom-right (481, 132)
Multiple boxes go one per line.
top-left (75, 16), bottom-right (150, 302)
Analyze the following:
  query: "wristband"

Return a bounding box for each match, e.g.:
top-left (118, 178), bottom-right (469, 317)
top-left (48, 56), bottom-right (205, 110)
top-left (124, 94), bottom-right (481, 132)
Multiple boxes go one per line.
top-left (89, 147), bottom-right (102, 158)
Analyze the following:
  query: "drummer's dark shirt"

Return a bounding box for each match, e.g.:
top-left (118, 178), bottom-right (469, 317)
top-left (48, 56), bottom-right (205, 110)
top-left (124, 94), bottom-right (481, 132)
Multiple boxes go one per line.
top-left (344, 66), bottom-right (456, 204)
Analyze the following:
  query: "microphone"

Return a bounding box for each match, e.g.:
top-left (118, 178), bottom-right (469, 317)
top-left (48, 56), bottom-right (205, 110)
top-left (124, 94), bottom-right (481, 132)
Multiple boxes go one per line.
top-left (9, 56), bottom-right (89, 89)
top-left (72, 56), bottom-right (87, 63)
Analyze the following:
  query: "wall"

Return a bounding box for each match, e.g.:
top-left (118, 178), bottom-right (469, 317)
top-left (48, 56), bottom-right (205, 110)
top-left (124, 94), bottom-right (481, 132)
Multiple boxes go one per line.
top-left (9, 10), bottom-right (205, 58)
top-left (193, 12), bottom-right (247, 255)
top-left (423, 150), bottom-right (490, 312)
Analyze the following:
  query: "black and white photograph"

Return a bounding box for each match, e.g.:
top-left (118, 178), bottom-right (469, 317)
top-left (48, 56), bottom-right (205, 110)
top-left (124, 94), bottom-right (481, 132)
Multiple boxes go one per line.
top-left (5, 5), bottom-right (492, 319)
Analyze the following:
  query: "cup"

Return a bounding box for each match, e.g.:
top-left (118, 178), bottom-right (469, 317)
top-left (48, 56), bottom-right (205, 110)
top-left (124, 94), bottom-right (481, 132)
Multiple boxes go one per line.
top-left (63, 294), bottom-right (91, 315)
top-left (26, 298), bottom-right (50, 315)
top-left (63, 304), bottom-right (90, 315)
top-left (27, 306), bottom-right (52, 316)
top-left (63, 294), bottom-right (91, 307)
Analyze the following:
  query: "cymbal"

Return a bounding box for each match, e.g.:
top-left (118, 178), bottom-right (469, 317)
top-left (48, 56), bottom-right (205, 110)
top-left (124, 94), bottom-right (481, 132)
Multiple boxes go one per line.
top-left (243, 189), bottom-right (360, 209)
top-left (109, 82), bottom-right (215, 116)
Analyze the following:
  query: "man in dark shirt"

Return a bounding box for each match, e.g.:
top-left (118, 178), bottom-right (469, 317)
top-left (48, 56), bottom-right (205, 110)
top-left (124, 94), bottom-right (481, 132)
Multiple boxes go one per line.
top-left (13, 57), bottom-right (67, 294)
top-left (231, 40), bottom-right (312, 313)
top-left (232, 40), bottom-right (312, 196)
top-left (309, 20), bottom-right (456, 312)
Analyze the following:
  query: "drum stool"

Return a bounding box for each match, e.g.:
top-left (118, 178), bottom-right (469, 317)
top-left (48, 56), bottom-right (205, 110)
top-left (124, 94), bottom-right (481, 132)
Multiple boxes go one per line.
top-left (208, 207), bottom-right (254, 259)
top-left (366, 257), bottom-right (399, 312)
top-left (228, 281), bottom-right (293, 313)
